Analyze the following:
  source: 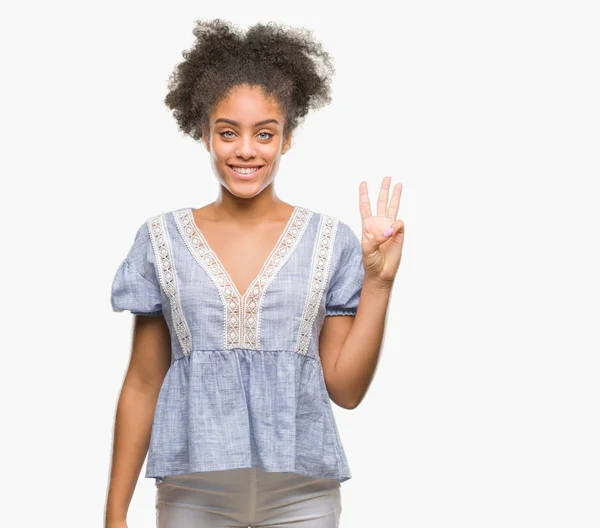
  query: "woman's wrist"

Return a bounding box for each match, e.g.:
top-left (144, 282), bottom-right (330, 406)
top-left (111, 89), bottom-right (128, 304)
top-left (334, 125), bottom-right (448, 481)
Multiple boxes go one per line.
top-left (363, 274), bottom-right (395, 292)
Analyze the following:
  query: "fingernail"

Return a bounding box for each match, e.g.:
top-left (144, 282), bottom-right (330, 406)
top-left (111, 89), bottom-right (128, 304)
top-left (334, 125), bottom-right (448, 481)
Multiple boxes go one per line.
top-left (384, 228), bottom-right (394, 237)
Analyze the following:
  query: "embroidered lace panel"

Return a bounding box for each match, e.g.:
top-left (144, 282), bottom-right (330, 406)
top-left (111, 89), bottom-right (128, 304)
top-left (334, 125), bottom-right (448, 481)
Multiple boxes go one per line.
top-left (147, 214), bottom-right (192, 356)
top-left (295, 215), bottom-right (338, 356)
top-left (175, 206), bottom-right (312, 350)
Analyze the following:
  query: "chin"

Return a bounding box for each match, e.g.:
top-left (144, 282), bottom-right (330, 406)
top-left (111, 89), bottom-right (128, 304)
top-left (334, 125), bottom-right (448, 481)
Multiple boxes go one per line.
top-left (219, 169), bottom-right (274, 193)
top-left (222, 179), bottom-right (266, 197)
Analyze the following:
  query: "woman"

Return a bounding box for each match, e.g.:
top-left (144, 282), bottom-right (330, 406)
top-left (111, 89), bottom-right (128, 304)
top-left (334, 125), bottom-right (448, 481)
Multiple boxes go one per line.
top-left (105, 19), bottom-right (404, 528)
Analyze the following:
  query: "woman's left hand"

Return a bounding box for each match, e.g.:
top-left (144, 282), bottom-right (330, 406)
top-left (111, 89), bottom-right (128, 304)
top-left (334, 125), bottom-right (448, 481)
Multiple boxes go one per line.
top-left (359, 176), bottom-right (405, 285)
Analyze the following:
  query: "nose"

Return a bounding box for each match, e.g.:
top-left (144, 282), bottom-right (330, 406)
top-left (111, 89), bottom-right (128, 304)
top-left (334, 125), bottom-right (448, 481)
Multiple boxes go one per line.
top-left (235, 135), bottom-right (256, 159)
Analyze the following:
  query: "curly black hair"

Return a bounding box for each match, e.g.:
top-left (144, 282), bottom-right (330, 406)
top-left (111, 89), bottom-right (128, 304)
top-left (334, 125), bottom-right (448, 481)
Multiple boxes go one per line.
top-left (164, 19), bottom-right (335, 142)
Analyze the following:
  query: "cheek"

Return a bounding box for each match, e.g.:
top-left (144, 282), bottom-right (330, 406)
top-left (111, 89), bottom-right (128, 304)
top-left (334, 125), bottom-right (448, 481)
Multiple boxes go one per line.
top-left (260, 143), bottom-right (282, 163)
top-left (211, 142), bottom-right (231, 163)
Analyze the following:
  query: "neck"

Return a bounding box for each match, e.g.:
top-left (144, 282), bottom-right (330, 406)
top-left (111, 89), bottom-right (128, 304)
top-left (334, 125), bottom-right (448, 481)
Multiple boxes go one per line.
top-left (204, 186), bottom-right (293, 225)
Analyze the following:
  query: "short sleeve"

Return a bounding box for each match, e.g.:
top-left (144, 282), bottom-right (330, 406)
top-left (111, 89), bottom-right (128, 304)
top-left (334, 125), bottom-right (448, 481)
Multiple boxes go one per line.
top-left (325, 221), bottom-right (365, 316)
top-left (110, 220), bottom-right (163, 316)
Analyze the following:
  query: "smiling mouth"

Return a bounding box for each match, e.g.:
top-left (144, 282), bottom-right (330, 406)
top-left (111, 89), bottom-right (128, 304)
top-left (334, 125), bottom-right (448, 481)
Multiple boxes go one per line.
top-left (227, 165), bottom-right (265, 176)
top-left (227, 164), bottom-right (264, 180)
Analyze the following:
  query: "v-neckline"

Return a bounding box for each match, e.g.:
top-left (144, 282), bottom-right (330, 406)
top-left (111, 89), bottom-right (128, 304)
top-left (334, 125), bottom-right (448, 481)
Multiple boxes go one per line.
top-left (186, 205), bottom-right (299, 299)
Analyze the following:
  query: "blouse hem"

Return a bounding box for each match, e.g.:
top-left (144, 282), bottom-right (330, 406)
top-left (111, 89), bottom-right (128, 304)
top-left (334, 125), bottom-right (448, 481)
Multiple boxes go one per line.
top-left (148, 463), bottom-right (351, 486)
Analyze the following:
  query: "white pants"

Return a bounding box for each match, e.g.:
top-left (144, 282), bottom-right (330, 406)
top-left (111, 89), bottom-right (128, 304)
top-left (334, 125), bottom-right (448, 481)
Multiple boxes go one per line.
top-left (155, 466), bottom-right (342, 527)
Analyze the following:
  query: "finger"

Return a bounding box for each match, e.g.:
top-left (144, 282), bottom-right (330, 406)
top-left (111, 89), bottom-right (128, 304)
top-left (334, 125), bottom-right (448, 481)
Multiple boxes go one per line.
top-left (359, 181), bottom-right (372, 220)
top-left (386, 183), bottom-right (403, 221)
top-left (384, 219), bottom-right (405, 240)
top-left (377, 176), bottom-right (392, 217)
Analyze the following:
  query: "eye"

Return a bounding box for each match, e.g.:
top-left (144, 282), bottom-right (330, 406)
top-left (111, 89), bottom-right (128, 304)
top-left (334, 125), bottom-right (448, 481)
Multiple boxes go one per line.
top-left (257, 131), bottom-right (274, 140)
top-left (219, 131), bottom-right (236, 139)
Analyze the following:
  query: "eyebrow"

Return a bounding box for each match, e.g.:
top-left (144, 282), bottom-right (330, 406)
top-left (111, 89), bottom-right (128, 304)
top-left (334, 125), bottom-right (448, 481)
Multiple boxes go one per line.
top-left (214, 118), bottom-right (280, 127)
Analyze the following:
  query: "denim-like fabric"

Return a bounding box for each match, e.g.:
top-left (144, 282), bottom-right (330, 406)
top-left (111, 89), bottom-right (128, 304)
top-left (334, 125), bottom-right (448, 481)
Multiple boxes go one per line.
top-left (110, 206), bottom-right (364, 485)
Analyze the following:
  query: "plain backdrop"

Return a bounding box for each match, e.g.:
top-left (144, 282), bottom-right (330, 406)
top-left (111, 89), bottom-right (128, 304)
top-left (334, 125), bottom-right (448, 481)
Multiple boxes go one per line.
top-left (2, 1), bottom-right (599, 527)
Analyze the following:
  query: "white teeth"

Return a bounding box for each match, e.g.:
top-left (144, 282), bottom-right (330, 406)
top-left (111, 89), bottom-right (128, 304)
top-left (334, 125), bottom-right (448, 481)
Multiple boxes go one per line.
top-left (231, 166), bottom-right (261, 175)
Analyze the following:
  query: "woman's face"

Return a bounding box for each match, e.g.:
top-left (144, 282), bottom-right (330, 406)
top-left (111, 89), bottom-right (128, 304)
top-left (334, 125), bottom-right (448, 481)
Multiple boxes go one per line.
top-left (202, 84), bottom-right (292, 199)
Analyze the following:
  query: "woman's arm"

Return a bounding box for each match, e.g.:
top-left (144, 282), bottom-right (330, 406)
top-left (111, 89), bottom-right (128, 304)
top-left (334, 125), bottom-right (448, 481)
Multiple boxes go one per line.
top-left (319, 276), bottom-right (394, 409)
top-left (105, 315), bottom-right (171, 527)
top-left (320, 177), bottom-right (404, 410)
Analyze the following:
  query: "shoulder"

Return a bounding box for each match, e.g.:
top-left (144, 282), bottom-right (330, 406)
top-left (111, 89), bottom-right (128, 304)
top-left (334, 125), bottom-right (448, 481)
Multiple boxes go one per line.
top-left (126, 207), bottom-right (186, 255)
top-left (138, 206), bottom-right (192, 234)
top-left (300, 209), bottom-right (362, 270)
top-left (310, 209), bottom-right (361, 246)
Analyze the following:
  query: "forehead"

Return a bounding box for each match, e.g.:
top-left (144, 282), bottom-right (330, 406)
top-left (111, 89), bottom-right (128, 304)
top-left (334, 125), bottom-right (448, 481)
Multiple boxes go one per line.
top-left (211, 84), bottom-right (283, 124)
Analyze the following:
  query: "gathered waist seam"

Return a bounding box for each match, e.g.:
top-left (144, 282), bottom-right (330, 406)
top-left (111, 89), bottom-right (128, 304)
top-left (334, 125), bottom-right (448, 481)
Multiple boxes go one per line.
top-left (171, 348), bottom-right (322, 363)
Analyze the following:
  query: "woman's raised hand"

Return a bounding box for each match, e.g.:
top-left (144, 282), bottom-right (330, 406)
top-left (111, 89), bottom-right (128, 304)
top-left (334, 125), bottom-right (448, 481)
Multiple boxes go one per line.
top-left (359, 176), bottom-right (405, 285)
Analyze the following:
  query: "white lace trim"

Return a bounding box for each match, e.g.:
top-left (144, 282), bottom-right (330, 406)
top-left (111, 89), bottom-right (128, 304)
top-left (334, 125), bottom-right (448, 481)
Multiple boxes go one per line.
top-left (176, 206), bottom-right (311, 349)
top-left (295, 215), bottom-right (339, 356)
top-left (245, 207), bottom-right (311, 349)
top-left (147, 214), bottom-right (192, 356)
top-left (175, 209), bottom-right (242, 349)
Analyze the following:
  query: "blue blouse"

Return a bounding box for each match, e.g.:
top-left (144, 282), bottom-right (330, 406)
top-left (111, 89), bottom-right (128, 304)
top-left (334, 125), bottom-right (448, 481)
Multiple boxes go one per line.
top-left (110, 206), bottom-right (365, 485)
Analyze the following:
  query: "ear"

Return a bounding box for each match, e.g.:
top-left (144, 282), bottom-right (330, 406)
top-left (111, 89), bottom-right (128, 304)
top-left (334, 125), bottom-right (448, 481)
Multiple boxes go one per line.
top-left (281, 130), bottom-right (293, 155)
